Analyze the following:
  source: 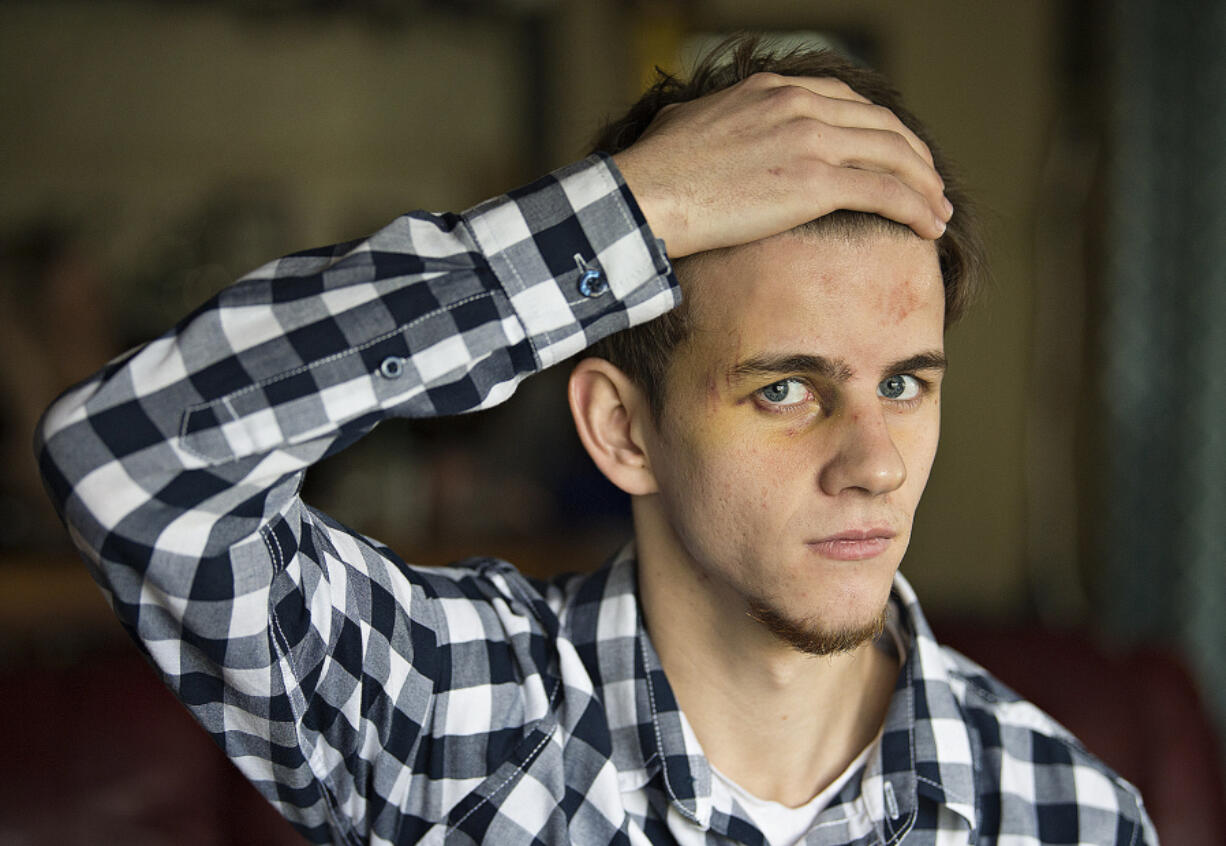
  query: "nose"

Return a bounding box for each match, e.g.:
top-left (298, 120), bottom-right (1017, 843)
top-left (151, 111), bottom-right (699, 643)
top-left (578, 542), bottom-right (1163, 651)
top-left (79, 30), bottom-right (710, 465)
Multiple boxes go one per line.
top-left (818, 403), bottom-right (907, 496)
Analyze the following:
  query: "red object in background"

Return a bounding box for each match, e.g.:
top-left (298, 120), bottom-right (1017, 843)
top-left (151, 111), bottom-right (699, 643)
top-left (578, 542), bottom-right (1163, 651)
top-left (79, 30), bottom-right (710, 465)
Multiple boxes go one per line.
top-left (0, 648), bottom-right (304, 846)
top-left (935, 622), bottom-right (1226, 846)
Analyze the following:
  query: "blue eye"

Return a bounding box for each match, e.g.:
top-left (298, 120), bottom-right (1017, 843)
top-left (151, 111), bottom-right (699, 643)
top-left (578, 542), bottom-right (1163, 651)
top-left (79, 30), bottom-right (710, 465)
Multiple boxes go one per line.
top-left (879, 374), bottom-right (920, 401)
top-left (759, 379), bottom-right (807, 406)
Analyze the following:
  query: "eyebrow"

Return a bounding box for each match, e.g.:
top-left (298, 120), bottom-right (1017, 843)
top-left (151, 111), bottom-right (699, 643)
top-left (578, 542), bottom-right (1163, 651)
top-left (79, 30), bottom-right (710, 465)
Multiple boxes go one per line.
top-left (729, 354), bottom-right (853, 383)
top-left (727, 350), bottom-right (947, 383)
top-left (884, 351), bottom-right (948, 376)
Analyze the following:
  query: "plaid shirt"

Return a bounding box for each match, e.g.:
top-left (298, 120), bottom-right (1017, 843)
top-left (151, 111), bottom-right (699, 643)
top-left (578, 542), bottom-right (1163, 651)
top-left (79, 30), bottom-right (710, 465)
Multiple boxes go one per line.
top-left (37, 155), bottom-right (1154, 845)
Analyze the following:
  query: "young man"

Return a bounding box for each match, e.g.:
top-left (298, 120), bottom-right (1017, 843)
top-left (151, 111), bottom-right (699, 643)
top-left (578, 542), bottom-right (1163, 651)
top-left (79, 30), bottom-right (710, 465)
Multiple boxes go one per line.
top-left (37, 39), bottom-right (1153, 845)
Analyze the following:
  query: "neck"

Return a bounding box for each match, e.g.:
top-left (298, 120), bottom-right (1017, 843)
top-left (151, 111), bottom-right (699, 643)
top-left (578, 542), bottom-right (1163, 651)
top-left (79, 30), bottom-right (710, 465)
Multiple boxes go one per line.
top-left (634, 506), bottom-right (900, 807)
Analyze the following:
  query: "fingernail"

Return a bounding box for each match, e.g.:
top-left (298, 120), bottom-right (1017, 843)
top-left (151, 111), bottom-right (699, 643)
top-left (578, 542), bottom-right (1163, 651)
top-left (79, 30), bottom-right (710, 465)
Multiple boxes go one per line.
top-left (942, 197), bottom-right (954, 218)
top-left (934, 217), bottom-right (947, 236)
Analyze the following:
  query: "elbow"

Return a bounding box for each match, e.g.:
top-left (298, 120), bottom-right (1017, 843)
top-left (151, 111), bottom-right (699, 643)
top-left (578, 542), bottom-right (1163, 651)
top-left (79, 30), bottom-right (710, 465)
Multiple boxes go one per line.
top-left (33, 378), bottom-right (101, 525)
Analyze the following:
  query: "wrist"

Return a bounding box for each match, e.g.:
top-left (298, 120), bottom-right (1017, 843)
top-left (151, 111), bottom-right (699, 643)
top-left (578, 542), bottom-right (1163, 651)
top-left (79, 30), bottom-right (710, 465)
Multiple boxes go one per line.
top-left (611, 150), bottom-right (690, 259)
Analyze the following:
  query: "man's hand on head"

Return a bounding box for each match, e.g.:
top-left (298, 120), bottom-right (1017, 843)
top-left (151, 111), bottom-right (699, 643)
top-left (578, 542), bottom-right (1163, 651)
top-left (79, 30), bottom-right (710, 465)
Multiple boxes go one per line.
top-left (612, 72), bottom-right (954, 258)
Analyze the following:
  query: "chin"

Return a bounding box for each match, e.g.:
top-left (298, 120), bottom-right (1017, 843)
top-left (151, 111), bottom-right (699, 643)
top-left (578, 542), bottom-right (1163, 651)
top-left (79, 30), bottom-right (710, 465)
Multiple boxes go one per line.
top-left (746, 599), bottom-right (890, 657)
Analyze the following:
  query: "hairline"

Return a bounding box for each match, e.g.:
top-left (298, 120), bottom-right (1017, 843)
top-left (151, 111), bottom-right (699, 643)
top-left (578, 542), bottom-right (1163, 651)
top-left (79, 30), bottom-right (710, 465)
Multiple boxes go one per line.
top-left (583, 36), bottom-right (984, 424)
top-left (649, 221), bottom-right (944, 424)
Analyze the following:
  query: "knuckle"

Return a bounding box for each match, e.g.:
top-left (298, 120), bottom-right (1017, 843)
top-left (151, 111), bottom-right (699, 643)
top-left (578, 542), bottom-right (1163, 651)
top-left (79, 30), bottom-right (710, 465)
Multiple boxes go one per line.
top-left (796, 113), bottom-right (834, 138)
top-left (790, 120), bottom-right (833, 156)
top-left (745, 71), bottom-right (785, 88)
top-left (875, 173), bottom-right (916, 209)
top-left (903, 185), bottom-right (932, 218)
top-left (795, 155), bottom-right (830, 184)
top-left (869, 103), bottom-right (895, 125)
top-left (768, 83), bottom-right (812, 110)
top-left (873, 172), bottom-right (907, 202)
top-left (822, 77), bottom-right (866, 102)
top-left (886, 131), bottom-right (914, 155)
top-left (921, 164), bottom-right (945, 192)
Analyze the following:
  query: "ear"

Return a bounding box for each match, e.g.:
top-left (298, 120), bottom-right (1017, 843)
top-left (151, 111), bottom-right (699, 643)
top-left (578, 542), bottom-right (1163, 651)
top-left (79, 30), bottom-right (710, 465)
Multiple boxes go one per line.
top-left (568, 357), bottom-right (658, 496)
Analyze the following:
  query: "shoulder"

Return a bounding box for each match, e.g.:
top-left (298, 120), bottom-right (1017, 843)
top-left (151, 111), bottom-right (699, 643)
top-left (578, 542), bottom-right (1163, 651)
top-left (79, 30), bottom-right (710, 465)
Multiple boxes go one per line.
top-left (401, 554), bottom-right (615, 653)
top-left (938, 646), bottom-right (1157, 845)
top-left (403, 556), bottom-right (566, 639)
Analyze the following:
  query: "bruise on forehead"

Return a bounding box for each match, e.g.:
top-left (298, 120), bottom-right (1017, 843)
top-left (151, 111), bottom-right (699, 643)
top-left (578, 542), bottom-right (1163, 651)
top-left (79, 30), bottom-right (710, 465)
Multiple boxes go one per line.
top-left (793, 212), bottom-right (936, 325)
top-left (884, 275), bottom-right (925, 324)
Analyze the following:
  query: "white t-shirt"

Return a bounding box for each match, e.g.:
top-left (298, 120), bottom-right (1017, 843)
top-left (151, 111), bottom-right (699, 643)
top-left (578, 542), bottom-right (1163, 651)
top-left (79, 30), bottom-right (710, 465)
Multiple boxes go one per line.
top-left (708, 615), bottom-right (905, 846)
top-left (712, 738), bottom-right (877, 846)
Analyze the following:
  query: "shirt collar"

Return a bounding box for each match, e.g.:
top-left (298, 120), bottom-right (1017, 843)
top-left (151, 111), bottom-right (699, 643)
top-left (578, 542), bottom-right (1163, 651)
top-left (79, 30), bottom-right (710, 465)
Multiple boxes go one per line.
top-left (875, 573), bottom-right (979, 835)
top-left (562, 546), bottom-right (979, 837)
top-left (561, 544), bottom-right (714, 826)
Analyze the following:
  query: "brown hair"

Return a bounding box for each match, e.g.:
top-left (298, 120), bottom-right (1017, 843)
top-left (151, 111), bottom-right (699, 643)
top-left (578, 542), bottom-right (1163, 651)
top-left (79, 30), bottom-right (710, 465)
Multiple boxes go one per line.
top-left (586, 35), bottom-right (985, 419)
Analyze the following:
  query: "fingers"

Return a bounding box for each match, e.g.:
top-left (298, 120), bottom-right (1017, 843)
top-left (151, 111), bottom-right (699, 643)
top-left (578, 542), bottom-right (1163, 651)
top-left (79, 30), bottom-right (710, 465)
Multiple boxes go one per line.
top-left (804, 93), bottom-right (936, 171)
top-left (752, 74), bottom-right (936, 169)
top-left (749, 72), bottom-right (871, 104)
top-left (819, 165), bottom-right (949, 239)
top-left (818, 124), bottom-right (949, 218)
top-left (615, 69), bottom-right (956, 255)
top-left (741, 73), bottom-right (951, 238)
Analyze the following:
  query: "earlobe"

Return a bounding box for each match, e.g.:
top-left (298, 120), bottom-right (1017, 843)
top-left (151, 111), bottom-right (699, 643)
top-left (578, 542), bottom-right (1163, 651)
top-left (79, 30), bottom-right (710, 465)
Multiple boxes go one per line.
top-left (568, 358), bottom-right (658, 496)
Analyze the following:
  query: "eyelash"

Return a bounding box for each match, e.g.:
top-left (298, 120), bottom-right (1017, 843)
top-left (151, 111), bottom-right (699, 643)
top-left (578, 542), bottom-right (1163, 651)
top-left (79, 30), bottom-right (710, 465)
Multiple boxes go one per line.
top-left (878, 374), bottom-right (930, 406)
top-left (753, 378), bottom-right (817, 415)
top-left (752, 375), bottom-right (931, 415)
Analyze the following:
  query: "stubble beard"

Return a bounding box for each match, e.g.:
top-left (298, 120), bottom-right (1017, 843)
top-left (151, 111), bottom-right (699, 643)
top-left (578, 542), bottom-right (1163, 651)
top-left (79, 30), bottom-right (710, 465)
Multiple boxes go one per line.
top-left (746, 599), bottom-right (889, 657)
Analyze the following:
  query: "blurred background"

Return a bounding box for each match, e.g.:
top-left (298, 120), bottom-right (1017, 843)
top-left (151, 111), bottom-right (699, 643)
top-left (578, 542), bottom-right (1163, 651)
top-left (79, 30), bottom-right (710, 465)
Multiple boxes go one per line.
top-left (1, 0), bottom-right (1223, 843)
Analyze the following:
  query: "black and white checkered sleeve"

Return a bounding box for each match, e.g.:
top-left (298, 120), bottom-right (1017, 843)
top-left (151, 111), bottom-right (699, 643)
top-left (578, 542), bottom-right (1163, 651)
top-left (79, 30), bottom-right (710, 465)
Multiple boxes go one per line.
top-left (34, 154), bottom-right (676, 842)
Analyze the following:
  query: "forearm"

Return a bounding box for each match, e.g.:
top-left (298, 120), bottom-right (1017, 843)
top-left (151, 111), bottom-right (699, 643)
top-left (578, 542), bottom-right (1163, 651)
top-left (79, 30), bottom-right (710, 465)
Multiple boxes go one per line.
top-left (34, 153), bottom-right (675, 840)
top-left (38, 155), bottom-right (674, 565)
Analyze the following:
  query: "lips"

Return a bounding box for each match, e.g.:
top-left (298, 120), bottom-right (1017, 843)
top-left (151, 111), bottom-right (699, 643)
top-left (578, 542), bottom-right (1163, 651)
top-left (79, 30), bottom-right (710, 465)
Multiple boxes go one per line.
top-left (807, 528), bottom-right (897, 561)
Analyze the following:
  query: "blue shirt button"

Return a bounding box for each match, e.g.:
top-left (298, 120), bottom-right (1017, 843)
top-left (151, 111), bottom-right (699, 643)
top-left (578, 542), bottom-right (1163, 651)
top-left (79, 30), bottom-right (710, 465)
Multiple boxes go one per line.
top-left (574, 252), bottom-right (607, 298)
top-left (578, 268), bottom-right (607, 297)
top-left (379, 356), bottom-right (406, 379)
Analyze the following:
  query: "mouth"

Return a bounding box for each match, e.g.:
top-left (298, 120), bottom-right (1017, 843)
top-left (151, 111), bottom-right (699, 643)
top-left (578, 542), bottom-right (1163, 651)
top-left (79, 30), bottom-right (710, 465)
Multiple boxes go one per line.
top-left (806, 528), bottom-right (897, 561)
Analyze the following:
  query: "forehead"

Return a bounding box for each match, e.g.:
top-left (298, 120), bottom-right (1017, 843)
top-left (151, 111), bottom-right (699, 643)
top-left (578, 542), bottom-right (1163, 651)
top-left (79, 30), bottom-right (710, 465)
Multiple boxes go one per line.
top-left (678, 230), bottom-right (945, 373)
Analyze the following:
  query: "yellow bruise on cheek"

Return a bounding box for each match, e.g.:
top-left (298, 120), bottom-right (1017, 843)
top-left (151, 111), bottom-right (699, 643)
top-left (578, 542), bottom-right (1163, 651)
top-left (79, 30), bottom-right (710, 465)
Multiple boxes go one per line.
top-left (681, 329), bottom-right (823, 475)
top-left (783, 418), bottom-right (811, 439)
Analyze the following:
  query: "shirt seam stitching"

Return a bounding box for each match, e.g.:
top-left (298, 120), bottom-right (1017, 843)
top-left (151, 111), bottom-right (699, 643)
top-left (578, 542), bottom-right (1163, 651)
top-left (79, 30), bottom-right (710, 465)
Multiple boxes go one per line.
top-left (178, 290), bottom-right (496, 460)
top-left (446, 677), bottom-right (564, 833)
top-left (261, 522), bottom-right (359, 845)
top-left (641, 634), bottom-right (702, 826)
top-left (458, 215), bottom-right (543, 367)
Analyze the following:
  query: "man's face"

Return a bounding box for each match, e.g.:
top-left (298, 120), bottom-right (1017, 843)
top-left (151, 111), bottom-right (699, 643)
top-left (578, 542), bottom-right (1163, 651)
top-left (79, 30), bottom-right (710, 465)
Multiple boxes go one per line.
top-left (640, 229), bottom-right (946, 654)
